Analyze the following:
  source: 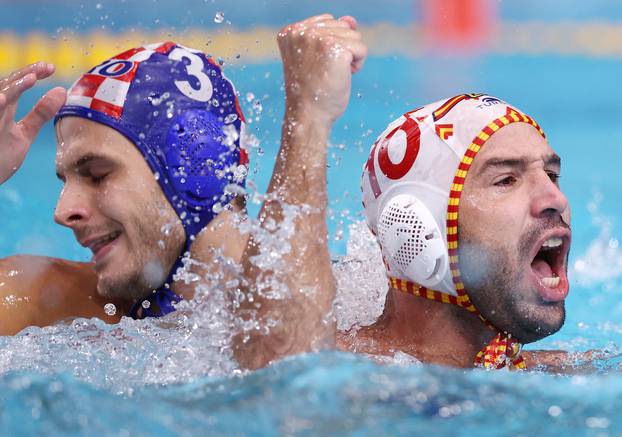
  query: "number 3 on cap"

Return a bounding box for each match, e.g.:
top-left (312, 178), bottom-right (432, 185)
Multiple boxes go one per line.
top-left (169, 48), bottom-right (214, 102)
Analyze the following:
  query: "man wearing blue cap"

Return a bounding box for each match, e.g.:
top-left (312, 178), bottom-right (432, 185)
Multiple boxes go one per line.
top-left (0, 14), bottom-right (367, 368)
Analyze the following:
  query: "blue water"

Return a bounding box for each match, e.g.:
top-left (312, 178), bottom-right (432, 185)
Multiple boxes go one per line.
top-left (2, 0), bottom-right (622, 432)
top-left (1, 351), bottom-right (622, 435)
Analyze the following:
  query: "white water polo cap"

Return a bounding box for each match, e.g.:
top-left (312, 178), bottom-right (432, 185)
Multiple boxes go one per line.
top-left (362, 93), bottom-right (545, 296)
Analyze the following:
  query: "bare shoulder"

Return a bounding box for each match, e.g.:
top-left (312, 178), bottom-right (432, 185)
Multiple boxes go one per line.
top-left (0, 255), bottom-right (122, 335)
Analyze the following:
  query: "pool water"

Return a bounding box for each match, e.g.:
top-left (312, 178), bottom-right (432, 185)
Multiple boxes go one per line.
top-left (1, 51), bottom-right (622, 434)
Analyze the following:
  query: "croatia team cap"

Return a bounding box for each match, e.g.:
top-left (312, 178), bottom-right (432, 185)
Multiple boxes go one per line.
top-left (362, 94), bottom-right (545, 296)
top-left (55, 41), bottom-right (249, 242)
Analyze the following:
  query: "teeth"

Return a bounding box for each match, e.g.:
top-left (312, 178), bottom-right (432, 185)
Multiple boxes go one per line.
top-left (542, 237), bottom-right (563, 249)
top-left (542, 276), bottom-right (560, 288)
top-left (91, 232), bottom-right (119, 248)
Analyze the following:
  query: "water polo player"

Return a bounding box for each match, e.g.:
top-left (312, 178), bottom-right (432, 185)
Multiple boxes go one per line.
top-left (339, 94), bottom-right (572, 370)
top-left (0, 14), bottom-right (367, 369)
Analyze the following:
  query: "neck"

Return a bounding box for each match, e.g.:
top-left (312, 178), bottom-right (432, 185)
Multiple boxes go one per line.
top-left (172, 207), bottom-right (249, 300)
top-left (373, 287), bottom-right (497, 367)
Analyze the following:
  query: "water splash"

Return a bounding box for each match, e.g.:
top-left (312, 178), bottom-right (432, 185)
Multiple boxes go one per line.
top-left (571, 192), bottom-right (622, 287)
top-left (333, 221), bottom-right (387, 332)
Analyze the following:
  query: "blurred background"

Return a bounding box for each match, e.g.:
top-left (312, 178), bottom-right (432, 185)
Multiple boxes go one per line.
top-left (1, 0), bottom-right (621, 347)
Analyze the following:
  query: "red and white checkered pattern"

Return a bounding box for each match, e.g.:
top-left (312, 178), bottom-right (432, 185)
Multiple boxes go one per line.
top-left (65, 41), bottom-right (176, 119)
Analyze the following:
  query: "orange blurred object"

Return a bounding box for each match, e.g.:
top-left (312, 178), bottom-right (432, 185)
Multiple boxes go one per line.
top-left (422, 0), bottom-right (497, 50)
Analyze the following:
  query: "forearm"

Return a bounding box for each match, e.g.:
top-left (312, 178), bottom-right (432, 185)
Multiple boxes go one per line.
top-left (234, 106), bottom-right (336, 369)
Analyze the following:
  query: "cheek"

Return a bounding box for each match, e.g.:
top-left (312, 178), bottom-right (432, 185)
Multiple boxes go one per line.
top-left (461, 191), bottom-right (524, 240)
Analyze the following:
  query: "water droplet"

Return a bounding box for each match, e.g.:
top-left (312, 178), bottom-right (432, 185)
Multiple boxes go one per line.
top-left (95, 3), bottom-right (102, 9)
top-left (104, 303), bottom-right (116, 316)
top-left (245, 92), bottom-right (255, 103)
top-left (142, 300), bottom-right (151, 309)
top-left (214, 11), bottom-right (225, 23)
top-left (224, 113), bottom-right (238, 124)
top-left (234, 165), bottom-right (248, 180)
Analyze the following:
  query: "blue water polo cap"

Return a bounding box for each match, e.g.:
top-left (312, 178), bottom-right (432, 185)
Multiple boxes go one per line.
top-left (55, 41), bottom-right (248, 241)
top-left (54, 41), bottom-right (249, 318)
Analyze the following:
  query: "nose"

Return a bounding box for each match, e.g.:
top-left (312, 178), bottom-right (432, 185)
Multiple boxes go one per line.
top-left (530, 171), bottom-right (569, 220)
top-left (54, 184), bottom-right (92, 228)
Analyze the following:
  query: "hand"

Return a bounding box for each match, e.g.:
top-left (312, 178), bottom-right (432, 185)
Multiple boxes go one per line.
top-left (0, 63), bottom-right (66, 184)
top-left (277, 14), bottom-right (368, 124)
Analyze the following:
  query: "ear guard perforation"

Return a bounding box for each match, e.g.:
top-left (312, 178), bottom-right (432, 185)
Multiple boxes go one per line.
top-left (377, 194), bottom-right (449, 288)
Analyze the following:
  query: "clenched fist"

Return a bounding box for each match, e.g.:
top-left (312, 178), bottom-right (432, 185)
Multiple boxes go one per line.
top-left (278, 14), bottom-right (367, 124)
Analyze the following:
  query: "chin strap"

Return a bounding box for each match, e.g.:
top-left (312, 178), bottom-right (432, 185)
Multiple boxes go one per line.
top-left (128, 251), bottom-right (186, 320)
top-left (389, 277), bottom-right (527, 370)
top-left (473, 332), bottom-right (526, 370)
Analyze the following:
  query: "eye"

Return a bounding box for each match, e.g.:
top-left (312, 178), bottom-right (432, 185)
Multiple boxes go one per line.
top-left (547, 171), bottom-right (561, 184)
top-left (494, 175), bottom-right (517, 187)
top-left (90, 171), bottom-right (110, 184)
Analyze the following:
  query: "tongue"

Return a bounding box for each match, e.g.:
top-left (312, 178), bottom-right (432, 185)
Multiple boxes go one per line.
top-left (531, 258), bottom-right (553, 278)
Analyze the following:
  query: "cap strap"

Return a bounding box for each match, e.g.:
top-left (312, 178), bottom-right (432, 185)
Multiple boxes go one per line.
top-left (389, 276), bottom-right (526, 370)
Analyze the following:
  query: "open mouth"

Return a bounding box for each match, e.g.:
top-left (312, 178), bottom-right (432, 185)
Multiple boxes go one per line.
top-left (89, 230), bottom-right (122, 265)
top-left (529, 232), bottom-right (570, 302)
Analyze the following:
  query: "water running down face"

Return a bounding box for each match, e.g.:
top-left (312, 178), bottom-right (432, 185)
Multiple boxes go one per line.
top-left (458, 122), bottom-right (571, 343)
top-left (54, 117), bottom-right (185, 300)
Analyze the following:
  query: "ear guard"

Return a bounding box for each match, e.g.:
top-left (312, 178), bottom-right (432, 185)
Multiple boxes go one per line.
top-left (164, 109), bottom-right (243, 238)
top-left (377, 193), bottom-right (449, 289)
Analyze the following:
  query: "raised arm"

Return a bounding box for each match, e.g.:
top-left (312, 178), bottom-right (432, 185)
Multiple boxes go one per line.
top-left (234, 14), bottom-right (367, 369)
top-left (0, 62), bottom-right (66, 184)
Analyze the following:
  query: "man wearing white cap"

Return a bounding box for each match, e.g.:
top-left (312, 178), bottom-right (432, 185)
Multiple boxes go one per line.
top-left (341, 94), bottom-right (572, 370)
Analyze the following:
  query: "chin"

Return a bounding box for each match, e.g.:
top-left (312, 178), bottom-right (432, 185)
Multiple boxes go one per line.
top-left (96, 269), bottom-right (148, 301)
top-left (506, 301), bottom-right (566, 344)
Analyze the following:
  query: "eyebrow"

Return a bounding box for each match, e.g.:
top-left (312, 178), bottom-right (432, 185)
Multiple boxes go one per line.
top-left (55, 154), bottom-right (112, 181)
top-left (475, 153), bottom-right (561, 176)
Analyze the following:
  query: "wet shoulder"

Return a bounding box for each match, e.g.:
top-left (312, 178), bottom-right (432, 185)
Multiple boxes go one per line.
top-left (0, 255), bottom-right (121, 335)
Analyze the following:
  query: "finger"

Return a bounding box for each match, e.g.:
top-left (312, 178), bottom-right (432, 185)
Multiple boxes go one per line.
top-left (336, 40), bottom-right (368, 74)
top-left (0, 73), bottom-right (37, 106)
top-left (322, 28), bottom-right (363, 41)
top-left (306, 13), bottom-right (335, 24)
top-left (315, 19), bottom-right (352, 30)
top-left (0, 62), bottom-right (54, 87)
top-left (338, 16), bottom-right (358, 30)
top-left (17, 86), bottom-right (66, 143)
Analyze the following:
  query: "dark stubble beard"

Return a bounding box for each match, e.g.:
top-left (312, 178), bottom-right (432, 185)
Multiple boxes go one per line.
top-left (97, 216), bottom-right (183, 302)
top-left (458, 217), bottom-right (568, 343)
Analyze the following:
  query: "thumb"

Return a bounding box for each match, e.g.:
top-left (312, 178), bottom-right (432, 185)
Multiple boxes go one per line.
top-left (18, 86), bottom-right (66, 142)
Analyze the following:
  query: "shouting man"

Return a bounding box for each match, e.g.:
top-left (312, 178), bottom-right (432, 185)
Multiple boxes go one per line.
top-left (340, 94), bottom-right (571, 370)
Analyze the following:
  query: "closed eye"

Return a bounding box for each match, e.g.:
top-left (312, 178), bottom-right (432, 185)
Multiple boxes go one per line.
top-left (90, 173), bottom-right (109, 184)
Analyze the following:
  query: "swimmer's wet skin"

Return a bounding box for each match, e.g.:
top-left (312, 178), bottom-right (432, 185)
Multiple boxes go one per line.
top-left (0, 15), bottom-right (367, 370)
top-left (337, 93), bottom-right (591, 372)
